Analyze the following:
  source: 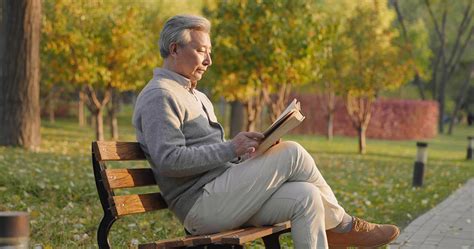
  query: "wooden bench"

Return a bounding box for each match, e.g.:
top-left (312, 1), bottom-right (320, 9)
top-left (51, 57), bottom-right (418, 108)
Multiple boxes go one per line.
top-left (92, 141), bottom-right (292, 248)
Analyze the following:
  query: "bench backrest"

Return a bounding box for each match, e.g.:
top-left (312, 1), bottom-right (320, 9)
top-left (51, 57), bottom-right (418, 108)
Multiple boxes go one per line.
top-left (92, 141), bottom-right (168, 218)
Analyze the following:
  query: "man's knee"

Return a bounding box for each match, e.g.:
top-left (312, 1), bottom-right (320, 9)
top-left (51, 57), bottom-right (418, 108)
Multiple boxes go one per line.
top-left (275, 141), bottom-right (308, 157)
top-left (278, 140), bottom-right (302, 151)
top-left (277, 141), bottom-right (315, 166)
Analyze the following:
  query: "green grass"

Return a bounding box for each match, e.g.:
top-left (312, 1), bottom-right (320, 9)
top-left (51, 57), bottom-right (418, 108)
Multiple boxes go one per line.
top-left (0, 112), bottom-right (472, 248)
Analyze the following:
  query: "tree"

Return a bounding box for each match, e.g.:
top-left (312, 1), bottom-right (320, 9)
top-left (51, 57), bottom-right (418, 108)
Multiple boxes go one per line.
top-left (42, 0), bottom-right (158, 140)
top-left (447, 63), bottom-right (473, 133)
top-left (205, 0), bottom-right (318, 131)
top-left (394, 0), bottom-right (474, 133)
top-left (424, 0), bottom-right (473, 133)
top-left (312, 0), bottom-right (356, 140)
top-left (0, 0), bottom-right (42, 150)
top-left (390, 0), bottom-right (432, 100)
top-left (339, 0), bottom-right (412, 154)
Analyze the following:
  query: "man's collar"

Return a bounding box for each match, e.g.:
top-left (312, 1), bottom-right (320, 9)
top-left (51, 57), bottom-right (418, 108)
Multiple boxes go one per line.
top-left (153, 68), bottom-right (194, 90)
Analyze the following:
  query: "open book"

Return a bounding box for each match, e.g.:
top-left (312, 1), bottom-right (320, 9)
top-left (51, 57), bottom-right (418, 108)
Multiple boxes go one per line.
top-left (255, 99), bottom-right (305, 155)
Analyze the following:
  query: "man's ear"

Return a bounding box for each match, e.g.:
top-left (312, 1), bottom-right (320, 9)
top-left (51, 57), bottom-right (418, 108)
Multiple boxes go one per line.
top-left (169, 43), bottom-right (179, 57)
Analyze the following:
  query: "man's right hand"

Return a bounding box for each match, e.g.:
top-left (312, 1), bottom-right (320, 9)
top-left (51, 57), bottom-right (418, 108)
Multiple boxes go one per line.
top-left (230, 132), bottom-right (265, 157)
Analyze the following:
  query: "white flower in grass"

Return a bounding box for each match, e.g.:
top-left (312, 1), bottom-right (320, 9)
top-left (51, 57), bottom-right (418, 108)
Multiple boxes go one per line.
top-left (73, 223), bottom-right (84, 229)
top-left (82, 233), bottom-right (89, 240)
top-left (131, 239), bottom-right (139, 245)
top-left (73, 234), bottom-right (81, 241)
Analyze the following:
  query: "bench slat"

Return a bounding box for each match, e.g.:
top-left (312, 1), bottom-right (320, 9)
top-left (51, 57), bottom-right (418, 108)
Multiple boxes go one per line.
top-left (138, 228), bottom-right (248, 248)
top-left (138, 237), bottom-right (185, 249)
top-left (93, 141), bottom-right (146, 161)
top-left (187, 228), bottom-right (247, 246)
top-left (138, 223), bottom-right (291, 249)
top-left (220, 221), bottom-right (291, 244)
top-left (104, 168), bottom-right (156, 189)
top-left (112, 193), bottom-right (167, 216)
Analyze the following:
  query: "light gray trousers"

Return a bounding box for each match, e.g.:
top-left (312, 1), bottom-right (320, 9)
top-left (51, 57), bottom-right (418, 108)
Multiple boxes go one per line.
top-left (184, 141), bottom-right (346, 249)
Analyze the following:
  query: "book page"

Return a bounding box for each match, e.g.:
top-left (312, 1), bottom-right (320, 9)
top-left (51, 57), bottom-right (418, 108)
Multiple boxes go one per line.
top-left (273, 99), bottom-right (298, 124)
top-left (262, 99), bottom-right (299, 137)
top-left (256, 111), bottom-right (305, 155)
top-left (256, 99), bottom-right (305, 155)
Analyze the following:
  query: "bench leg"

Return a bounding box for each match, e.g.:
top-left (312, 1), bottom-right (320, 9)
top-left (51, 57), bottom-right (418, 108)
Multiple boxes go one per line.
top-left (262, 233), bottom-right (280, 249)
top-left (262, 228), bottom-right (291, 249)
top-left (97, 214), bottom-right (117, 249)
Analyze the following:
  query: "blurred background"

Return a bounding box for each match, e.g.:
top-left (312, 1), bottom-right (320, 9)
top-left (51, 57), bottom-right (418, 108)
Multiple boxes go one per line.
top-left (0, 0), bottom-right (473, 248)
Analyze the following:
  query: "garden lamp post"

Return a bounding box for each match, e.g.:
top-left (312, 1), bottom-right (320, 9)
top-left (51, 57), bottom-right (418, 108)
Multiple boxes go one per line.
top-left (413, 142), bottom-right (428, 187)
top-left (0, 212), bottom-right (29, 248)
top-left (467, 136), bottom-right (473, 160)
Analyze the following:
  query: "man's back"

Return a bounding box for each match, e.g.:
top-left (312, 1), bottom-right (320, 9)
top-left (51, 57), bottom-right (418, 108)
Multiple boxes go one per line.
top-left (132, 68), bottom-right (235, 223)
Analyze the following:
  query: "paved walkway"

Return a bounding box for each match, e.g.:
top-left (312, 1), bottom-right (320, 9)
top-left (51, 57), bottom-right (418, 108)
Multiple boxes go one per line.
top-left (389, 178), bottom-right (474, 249)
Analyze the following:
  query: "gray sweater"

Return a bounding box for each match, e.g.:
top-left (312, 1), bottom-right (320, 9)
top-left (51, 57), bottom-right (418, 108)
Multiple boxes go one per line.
top-left (132, 68), bottom-right (236, 223)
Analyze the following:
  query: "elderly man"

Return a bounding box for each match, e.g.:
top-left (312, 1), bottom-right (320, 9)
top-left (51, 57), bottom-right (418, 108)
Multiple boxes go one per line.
top-left (133, 14), bottom-right (399, 248)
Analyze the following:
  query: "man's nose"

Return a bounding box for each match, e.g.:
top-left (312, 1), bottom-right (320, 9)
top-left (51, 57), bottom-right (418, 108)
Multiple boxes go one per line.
top-left (203, 52), bottom-right (212, 66)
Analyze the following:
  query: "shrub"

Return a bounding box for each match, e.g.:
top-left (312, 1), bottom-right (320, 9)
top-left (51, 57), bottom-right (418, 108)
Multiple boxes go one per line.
top-left (291, 94), bottom-right (438, 140)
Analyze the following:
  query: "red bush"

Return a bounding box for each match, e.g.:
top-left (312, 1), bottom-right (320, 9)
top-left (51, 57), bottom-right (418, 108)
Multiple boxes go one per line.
top-left (290, 94), bottom-right (438, 140)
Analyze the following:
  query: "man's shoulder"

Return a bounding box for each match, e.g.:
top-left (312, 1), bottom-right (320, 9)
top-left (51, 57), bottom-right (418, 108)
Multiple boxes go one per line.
top-left (144, 77), bottom-right (181, 92)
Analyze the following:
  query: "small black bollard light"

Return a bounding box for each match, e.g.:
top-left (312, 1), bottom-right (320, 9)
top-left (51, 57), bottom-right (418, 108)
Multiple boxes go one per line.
top-left (467, 136), bottom-right (473, 160)
top-left (413, 142), bottom-right (428, 187)
top-left (0, 212), bottom-right (29, 248)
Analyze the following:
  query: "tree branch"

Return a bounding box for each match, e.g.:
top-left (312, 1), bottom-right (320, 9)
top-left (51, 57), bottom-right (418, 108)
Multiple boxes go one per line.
top-left (85, 85), bottom-right (101, 110)
top-left (447, 26), bottom-right (474, 81)
top-left (445, 1), bottom-right (472, 71)
top-left (391, 0), bottom-right (408, 39)
top-left (424, 0), bottom-right (444, 42)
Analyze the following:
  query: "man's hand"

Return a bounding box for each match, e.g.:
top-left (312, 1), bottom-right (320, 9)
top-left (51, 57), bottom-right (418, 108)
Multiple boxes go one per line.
top-left (230, 132), bottom-right (265, 157)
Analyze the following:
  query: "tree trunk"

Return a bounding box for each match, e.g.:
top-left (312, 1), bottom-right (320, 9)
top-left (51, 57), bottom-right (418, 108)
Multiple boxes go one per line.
top-left (413, 74), bottom-right (426, 100)
top-left (358, 126), bottom-right (367, 154)
top-left (0, 0), bottom-right (41, 150)
top-left (43, 86), bottom-right (61, 124)
top-left (438, 74), bottom-right (447, 133)
top-left (245, 101), bottom-right (257, 132)
top-left (327, 111), bottom-right (334, 141)
top-left (78, 88), bottom-right (86, 127)
top-left (94, 109), bottom-right (104, 141)
top-left (325, 90), bottom-right (336, 141)
top-left (345, 95), bottom-right (373, 154)
top-left (48, 96), bottom-right (55, 123)
top-left (448, 66), bottom-right (473, 134)
top-left (267, 83), bottom-right (291, 123)
top-left (107, 90), bottom-right (120, 140)
top-left (230, 100), bottom-right (244, 138)
top-left (84, 85), bottom-right (111, 141)
top-left (245, 94), bottom-right (264, 132)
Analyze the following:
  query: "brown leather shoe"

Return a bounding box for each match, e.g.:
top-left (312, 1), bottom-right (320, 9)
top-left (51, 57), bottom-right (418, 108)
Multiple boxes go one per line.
top-left (326, 217), bottom-right (400, 248)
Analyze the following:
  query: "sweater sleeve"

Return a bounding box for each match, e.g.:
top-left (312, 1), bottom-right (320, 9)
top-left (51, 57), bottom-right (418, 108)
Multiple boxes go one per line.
top-left (136, 88), bottom-right (236, 177)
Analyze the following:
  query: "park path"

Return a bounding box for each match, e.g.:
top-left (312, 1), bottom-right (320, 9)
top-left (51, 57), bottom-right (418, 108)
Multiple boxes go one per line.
top-left (389, 178), bottom-right (474, 249)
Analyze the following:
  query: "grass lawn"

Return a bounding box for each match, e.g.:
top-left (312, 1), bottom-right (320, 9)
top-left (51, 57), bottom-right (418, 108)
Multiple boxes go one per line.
top-left (0, 111), bottom-right (472, 248)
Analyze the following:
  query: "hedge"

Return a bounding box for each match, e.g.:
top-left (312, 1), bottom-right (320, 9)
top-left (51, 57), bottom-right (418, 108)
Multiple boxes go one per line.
top-left (291, 94), bottom-right (438, 140)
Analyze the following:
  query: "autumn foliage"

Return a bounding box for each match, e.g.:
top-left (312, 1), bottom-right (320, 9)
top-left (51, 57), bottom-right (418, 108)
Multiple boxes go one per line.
top-left (292, 94), bottom-right (439, 140)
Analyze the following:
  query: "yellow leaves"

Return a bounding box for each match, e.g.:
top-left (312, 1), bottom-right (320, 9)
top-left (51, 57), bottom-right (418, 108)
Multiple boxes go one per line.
top-left (41, 2), bottom-right (160, 92)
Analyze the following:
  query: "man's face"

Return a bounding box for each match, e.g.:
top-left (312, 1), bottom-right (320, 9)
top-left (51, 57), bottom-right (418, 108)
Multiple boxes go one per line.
top-left (173, 30), bottom-right (212, 83)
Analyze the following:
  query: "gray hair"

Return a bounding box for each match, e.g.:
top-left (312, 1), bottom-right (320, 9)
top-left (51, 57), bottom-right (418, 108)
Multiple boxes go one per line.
top-left (159, 15), bottom-right (211, 58)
